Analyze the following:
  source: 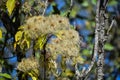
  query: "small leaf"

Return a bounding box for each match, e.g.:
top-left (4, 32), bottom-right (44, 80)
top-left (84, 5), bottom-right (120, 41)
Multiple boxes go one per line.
top-left (25, 38), bottom-right (30, 49)
top-left (104, 43), bottom-right (114, 51)
top-left (18, 25), bottom-right (26, 30)
top-left (82, 1), bottom-right (89, 7)
top-left (21, 38), bottom-right (31, 49)
top-left (55, 30), bottom-right (64, 40)
top-left (28, 72), bottom-right (37, 80)
top-left (109, 1), bottom-right (117, 6)
top-left (91, 0), bottom-right (96, 5)
top-left (83, 50), bottom-right (90, 56)
top-left (6, 0), bottom-right (16, 16)
top-left (70, 9), bottom-right (77, 17)
top-left (60, 11), bottom-right (68, 17)
top-left (0, 77), bottom-right (5, 80)
top-left (15, 31), bottom-right (23, 42)
top-left (73, 56), bottom-right (84, 64)
top-left (63, 69), bottom-right (74, 77)
top-left (14, 42), bottom-right (17, 49)
top-left (34, 34), bottom-right (47, 50)
top-left (70, 25), bottom-right (74, 29)
top-left (0, 73), bottom-right (11, 79)
top-left (0, 29), bottom-right (2, 39)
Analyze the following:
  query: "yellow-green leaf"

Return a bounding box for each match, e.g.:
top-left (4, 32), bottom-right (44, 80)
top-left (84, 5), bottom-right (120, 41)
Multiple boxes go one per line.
top-left (14, 42), bottom-right (17, 49)
top-left (25, 38), bottom-right (30, 49)
top-left (0, 73), bottom-right (11, 79)
top-left (62, 69), bottom-right (74, 77)
top-left (55, 31), bottom-right (64, 40)
top-left (18, 25), bottom-right (26, 30)
top-left (15, 31), bottom-right (23, 42)
top-left (20, 38), bottom-right (30, 49)
top-left (6, 0), bottom-right (16, 16)
top-left (0, 29), bottom-right (2, 39)
top-left (28, 73), bottom-right (37, 80)
top-left (35, 34), bottom-right (47, 50)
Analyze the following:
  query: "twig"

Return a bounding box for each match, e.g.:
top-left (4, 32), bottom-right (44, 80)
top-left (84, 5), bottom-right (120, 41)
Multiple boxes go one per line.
top-left (70, 0), bottom-right (73, 9)
top-left (42, 0), bottom-right (48, 16)
top-left (67, 0), bottom-right (74, 17)
top-left (75, 42), bottom-right (97, 79)
top-left (103, 0), bottom-right (109, 9)
top-left (107, 17), bottom-right (115, 35)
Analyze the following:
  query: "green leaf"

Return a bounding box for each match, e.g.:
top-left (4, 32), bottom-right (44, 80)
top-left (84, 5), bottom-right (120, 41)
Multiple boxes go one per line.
top-left (91, 0), bottom-right (96, 5)
top-left (82, 1), bottom-right (89, 7)
top-left (83, 49), bottom-right (91, 56)
top-left (6, 0), bottom-right (16, 16)
top-left (0, 29), bottom-right (2, 39)
top-left (60, 11), bottom-right (68, 17)
top-left (0, 77), bottom-right (6, 80)
top-left (109, 1), bottom-right (117, 6)
top-left (70, 9), bottom-right (77, 17)
top-left (104, 43), bottom-right (114, 51)
top-left (70, 25), bottom-right (74, 29)
top-left (0, 73), bottom-right (11, 79)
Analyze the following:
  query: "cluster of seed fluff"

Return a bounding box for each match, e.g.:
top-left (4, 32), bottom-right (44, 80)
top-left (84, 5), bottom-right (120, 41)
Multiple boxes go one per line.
top-left (21, 0), bottom-right (45, 16)
top-left (21, 15), bottom-right (71, 39)
top-left (19, 15), bottom-right (83, 63)
top-left (17, 15), bottom-right (83, 78)
top-left (17, 57), bottom-right (39, 73)
top-left (46, 29), bottom-right (80, 58)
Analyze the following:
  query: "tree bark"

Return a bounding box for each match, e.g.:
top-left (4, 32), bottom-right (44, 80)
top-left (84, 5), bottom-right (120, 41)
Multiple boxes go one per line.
top-left (96, 0), bottom-right (109, 80)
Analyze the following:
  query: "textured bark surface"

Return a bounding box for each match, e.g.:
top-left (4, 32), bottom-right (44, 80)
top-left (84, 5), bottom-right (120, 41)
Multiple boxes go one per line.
top-left (96, 0), bottom-right (109, 80)
top-left (75, 0), bottom-right (109, 80)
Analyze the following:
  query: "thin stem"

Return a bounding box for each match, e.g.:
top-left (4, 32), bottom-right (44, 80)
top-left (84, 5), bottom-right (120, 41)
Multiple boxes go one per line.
top-left (107, 17), bottom-right (115, 35)
top-left (41, 33), bottom-right (53, 80)
top-left (67, 0), bottom-right (74, 17)
top-left (42, 0), bottom-right (48, 16)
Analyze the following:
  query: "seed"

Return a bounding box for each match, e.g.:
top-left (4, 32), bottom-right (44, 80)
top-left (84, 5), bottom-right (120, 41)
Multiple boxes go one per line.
top-left (59, 20), bottom-right (62, 23)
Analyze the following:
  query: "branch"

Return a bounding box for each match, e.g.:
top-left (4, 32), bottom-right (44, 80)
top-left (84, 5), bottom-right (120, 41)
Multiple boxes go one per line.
top-left (40, 33), bottom-right (54, 80)
top-left (75, 0), bottom-right (109, 80)
top-left (96, 0), bottom-right (109, 80)
top-left (67, 0), bottom-right (74, 18)
top-left (75, 0), bottom-right (101, 78)
top-left (107, 17), bottom-right (115, 35)
top-left (0, 11), bottom-right (15, 35)
top-left (42, 0), bottom-right (48, 16)
top-left (70, 0), bottom-right (74, 10)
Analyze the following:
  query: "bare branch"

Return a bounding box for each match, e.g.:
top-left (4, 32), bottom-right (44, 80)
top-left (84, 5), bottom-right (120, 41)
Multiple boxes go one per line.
top-left (67, 0), bottom-right (74, 17)
top-left (75, 0), bottom-right (109, 80)
top-left (42, 0), bottom-right (48, 16)
top-left (75, 0), bottom-right (101, 78)
top-left (70, 0), bottom-right (73, 9)
top-left (107, 17), bottom-right (115, 35)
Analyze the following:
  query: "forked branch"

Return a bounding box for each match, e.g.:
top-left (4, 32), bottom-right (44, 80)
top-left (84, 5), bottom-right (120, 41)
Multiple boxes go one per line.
top-left (75, 0), bottom-right (110, 80)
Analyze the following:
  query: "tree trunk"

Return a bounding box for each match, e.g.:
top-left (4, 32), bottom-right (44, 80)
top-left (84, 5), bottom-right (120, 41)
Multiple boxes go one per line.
top-left (96, 0), bottom-right (108, 80)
